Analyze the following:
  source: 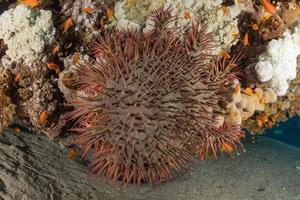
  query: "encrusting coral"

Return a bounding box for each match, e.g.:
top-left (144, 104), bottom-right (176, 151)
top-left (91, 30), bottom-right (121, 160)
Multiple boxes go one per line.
top-left (0, 5), bottom-right (55, 65)
top-left (225, 80), bottom-right (277, 125)
top-left (64, 8), bottom-right (243, 186)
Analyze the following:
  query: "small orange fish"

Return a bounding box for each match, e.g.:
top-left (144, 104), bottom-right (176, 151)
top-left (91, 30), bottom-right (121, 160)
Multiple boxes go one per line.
top-left (256, 119), bottom-right (264, 127)
top-left (234, 84), bottom-right (241, 93)
top-left (268, 121), bottom-right (273, 128)
top-left (12, 127), bottom-right (21, 135)
top-left (106, 8), bottom-right (114, 21)
top-left (221, 143), bottom-right (233, 153)
top-left (243, 33), bottom-right (249, 46)
top-left (222, 6), bottom-right (229, 16)
top-left (67, 149), bottom-right (78, 159)
top-left (52, 45), bottom-right (60, 54)
top-left (73, 52), bottom-right (80, 64)
top-left (38, 111), bottom-right (48, 125)
top-left (47, 63), bottom-right (60, 74)
top-left (63, 17), bottom-right (73, 34)
top-left (18, 0), bottom-right (39, 8)
top-left (260, 98), bottom-right (267, 104)
top-left (260, 115), bottom-right (269, 123)
top-left (83, 7), bottom-right (94, 13)
top-left (219, 50), bottom-right (231, 60)
top-left (230, 111), bottom-right (238, 118)
top-left (251, 24), bottom-right (259, 31)
top-left (238, 131), bottom-right (245, 139)
top-left (244, 87), bottom-right (253, 95)
top-left (261, 0), bottom-right (276, 14)
top-left (183, 11), bottom-right (192, 19)
top-left (15, 74), bottom-right (22, 82)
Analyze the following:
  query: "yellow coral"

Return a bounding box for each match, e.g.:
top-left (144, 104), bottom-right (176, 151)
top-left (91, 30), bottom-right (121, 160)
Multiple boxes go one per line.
top-left (225, 80), bottom-right (277, 125)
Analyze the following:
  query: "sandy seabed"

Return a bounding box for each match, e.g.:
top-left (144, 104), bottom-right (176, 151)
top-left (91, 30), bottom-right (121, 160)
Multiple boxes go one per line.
top-left (1, 131), bottom-right (299, 200)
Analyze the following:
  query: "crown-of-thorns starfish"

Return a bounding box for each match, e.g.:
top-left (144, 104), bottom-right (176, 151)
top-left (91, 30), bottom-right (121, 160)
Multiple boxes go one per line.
top-left (65, 8), bottom-right (243, 186)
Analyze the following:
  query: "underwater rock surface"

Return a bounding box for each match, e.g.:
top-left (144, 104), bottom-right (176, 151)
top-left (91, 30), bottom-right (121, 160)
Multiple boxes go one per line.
top-left (0, 131), bottom-right (300, 200)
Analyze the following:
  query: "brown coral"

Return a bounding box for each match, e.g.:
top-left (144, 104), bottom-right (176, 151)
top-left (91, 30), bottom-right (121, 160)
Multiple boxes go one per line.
top-left (259, 14), bottom-right (285, 40)
top-left (65, 8), bottom-right (243, 185)
top-left (0, 67), bottom-right (15, 133)
top-left (0, 91), bottom-right (15, 133)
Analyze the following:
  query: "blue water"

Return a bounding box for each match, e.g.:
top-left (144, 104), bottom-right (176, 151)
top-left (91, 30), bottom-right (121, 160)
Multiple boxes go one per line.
top-left (264, 116), bottom-right (300, 148)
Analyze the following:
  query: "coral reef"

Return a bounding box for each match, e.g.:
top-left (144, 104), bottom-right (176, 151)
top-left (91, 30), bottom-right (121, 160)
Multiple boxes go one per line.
top-left (0, 5), bottom-right (55, 65)
top-left (255, 27), bottom-right (300, 96)
top-left (64, 9), bottom-right (242, 185)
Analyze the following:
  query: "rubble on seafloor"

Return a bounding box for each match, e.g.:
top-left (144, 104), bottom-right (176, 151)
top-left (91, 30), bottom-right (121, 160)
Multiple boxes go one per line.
top-left (0, 0), bottom-right (300, 186)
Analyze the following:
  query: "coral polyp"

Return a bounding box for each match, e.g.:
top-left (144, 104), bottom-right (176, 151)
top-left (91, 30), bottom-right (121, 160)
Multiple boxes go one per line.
top-left (66, 8), bottom-right (241, 186)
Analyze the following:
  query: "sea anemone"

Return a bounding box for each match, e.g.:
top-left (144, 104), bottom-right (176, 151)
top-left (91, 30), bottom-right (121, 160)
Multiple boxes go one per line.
top-left (65, 8), bottom-right (242, 186)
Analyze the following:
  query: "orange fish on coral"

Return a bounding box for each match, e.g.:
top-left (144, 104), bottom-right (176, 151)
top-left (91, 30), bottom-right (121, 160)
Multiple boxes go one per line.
top-left (15, 73), bottom-right (22, 82)
top-left (11, 127), bottom-right (21, 135)
top-left (38, 111), bottom-right (48, 125)
top-left (251, 23), bottom-right (259, 31)
top-left (83, 7), bottom-right (94, 13)
top-left (73, 52), bottom-right (80, 64)
top-left (18, 0), bottom-right (40, 8)
top-left (219, 50), bottom-right (231, 60)
top-left (244, 87), bottom-right (253, 95)
top-left (183, 11), bottom-right (192, 19)
top-left (243, 33), bottom-right (249, 46)
top-left (67, 149), bottom-right (78, 159)
top-left (52, 45), bottom-right (60, 54)
top-left (47, 63), bottom-right (60, 74)
top-left (222, 6), bottom-right (229, 16)
top-left (261, 0), bottom-right (276, 14)
top-left (260, 97), bottom-right (267, 104)
top-left (106, 8), bottom-right (114, 21)
top-left (63, 17), bottom-right (73, 34)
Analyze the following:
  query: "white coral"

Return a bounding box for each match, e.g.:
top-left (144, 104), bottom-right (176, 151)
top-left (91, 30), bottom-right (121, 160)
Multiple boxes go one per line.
top-left (255, 28), bottom-right (300, 96)
top-left (0, 5), bottom-right (55, 65)
top-left (114, 0), bottom-right (244, 55)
